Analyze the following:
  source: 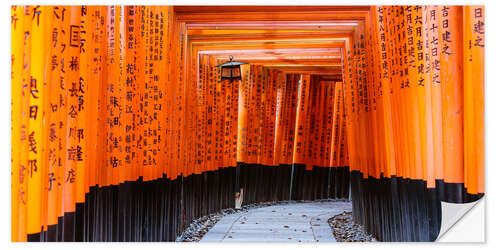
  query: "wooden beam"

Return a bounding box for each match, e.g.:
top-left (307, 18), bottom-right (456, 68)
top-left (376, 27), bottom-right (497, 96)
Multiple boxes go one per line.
top-left (174, 6), bottom-right (371, 14)
top-left (175, 11), bottom-right (369, 22)
top-left (186, 20), bottom-right (360, 30)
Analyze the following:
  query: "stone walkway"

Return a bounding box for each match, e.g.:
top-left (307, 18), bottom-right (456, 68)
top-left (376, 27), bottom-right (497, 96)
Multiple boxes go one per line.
top-left (200, 201), bottom-right (352, 242)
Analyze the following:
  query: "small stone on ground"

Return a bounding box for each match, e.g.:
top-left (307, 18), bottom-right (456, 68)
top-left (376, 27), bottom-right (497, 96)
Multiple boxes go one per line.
top-left (327, 211), bottom-right (377, 242)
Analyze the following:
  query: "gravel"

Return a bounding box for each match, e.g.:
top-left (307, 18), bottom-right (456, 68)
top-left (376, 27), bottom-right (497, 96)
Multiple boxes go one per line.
top-left (176, 199), bottom-right (349, 242)
top-left (327, 211), bottom-right (377, 242)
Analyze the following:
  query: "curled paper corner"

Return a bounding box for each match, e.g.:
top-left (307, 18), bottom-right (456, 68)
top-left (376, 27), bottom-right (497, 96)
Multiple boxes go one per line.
top-left (436, 196), bottom-right (485, 242)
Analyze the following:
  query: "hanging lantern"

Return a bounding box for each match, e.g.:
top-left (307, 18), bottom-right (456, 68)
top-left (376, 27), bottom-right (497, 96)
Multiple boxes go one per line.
top-left (216, 56), bottom-right (247, 81)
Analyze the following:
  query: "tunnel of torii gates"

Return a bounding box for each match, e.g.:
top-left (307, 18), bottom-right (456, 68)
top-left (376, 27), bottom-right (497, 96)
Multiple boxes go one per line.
top-left (11, 5), bottom-right (484, 242)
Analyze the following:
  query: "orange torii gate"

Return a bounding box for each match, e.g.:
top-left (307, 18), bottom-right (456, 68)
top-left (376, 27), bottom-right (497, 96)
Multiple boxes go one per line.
top-left (11, 5), bottom-right (484, 242)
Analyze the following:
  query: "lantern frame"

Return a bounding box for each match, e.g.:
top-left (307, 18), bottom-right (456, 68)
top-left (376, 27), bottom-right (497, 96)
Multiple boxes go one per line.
top-left (216, 56), bottom-right (248, 81)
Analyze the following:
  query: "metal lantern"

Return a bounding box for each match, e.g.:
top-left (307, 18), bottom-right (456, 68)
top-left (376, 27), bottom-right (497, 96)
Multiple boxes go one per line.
top-left (216, 56), bottom-right (247, 81)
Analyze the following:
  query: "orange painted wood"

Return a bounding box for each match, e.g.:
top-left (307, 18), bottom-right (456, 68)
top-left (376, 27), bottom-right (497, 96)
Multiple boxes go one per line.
top-left (463, 6), bottom-right (484, 194)
top-left (439, 6), bottom-right (465, 184)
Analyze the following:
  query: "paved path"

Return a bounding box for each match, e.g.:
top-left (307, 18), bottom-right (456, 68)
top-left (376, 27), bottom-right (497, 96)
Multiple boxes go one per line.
top-left (200, 201), bottom-right (352, 242)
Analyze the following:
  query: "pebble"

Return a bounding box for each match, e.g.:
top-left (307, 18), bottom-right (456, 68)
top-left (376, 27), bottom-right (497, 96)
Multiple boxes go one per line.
top-left (327, 211), bottom-right (377, 242)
